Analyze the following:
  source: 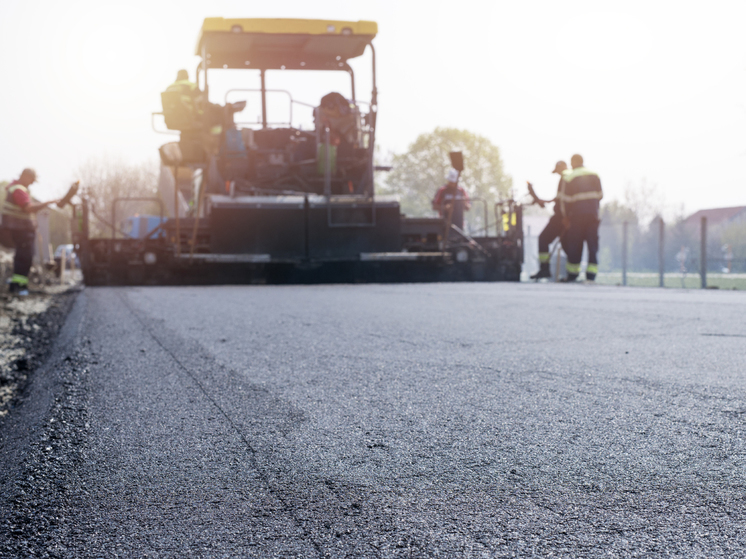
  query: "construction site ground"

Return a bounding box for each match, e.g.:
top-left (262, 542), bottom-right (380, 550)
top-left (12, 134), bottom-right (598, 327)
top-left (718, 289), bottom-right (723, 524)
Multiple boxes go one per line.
top-left (1, 283), bottom-right (746, 557)
top-left (0, 284), bottom-right (78, 419)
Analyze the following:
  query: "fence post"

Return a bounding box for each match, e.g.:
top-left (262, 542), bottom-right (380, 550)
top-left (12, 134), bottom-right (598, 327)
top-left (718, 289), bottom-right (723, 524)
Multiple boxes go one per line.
top-left (658, 217), bottom-right (665, 287)
top-left (622, 221), bottom-right (628, 286)
top-left (700, 216), bottom-right (707, 289)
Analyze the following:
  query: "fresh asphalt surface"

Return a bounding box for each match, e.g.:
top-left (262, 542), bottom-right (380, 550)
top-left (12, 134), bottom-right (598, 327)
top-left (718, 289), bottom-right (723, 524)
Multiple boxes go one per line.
top-left (2, 283), bottom-right (746, 557)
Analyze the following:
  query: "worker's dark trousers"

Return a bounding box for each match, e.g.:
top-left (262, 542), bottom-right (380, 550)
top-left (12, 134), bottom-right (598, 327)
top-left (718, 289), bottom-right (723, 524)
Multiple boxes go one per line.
top-left (538, 214), bottom-right (564, 265)
top-left (10, 229), bottom-right (35, 284)
top-left (563, 214), bottom-right (599, 280)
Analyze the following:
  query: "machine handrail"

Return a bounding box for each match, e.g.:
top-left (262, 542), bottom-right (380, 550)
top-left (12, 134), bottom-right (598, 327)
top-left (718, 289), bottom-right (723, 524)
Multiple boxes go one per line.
top-left (151, 112), bottom-right (181, 136)
top-left (226, 88), bottom-right (367, 129)
top-left (225, 88), bottom-right (309, 127)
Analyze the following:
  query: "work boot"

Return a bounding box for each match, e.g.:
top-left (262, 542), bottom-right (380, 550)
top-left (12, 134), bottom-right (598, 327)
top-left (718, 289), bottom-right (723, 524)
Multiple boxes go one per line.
top-left (8, 282), bottom-right (29, 296)
top-left (530, 263), bottom-right (551, 280)
top-left (559, 274), bottom-right (578, 283)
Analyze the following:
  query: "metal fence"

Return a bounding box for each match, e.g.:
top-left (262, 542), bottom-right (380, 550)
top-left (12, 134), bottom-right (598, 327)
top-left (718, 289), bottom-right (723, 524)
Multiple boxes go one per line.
top-left (525, 216), bottom-right (746, 289)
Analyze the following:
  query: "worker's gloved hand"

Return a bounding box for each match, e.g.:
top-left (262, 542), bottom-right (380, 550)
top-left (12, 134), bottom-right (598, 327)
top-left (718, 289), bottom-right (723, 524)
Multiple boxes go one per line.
top-left (57, 181), bottom-right (80, 209)
top-left (526, 181), bottom-right (544, 208)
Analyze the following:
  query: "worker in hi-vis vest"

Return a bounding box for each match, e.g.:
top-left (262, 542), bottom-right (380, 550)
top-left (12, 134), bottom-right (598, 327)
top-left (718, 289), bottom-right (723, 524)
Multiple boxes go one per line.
top-left (164, 69), bottom-right (235, 138)
top-left (432, 168), bottom-right (472, 230)
top-left (1, 169), bottom-right (60, 296)
top-left (560, 154), bottom-right (603, 282)
top-left (165, 69), bottom-right (202, 125)
top-left (531, 160), bottom-right (568, 280)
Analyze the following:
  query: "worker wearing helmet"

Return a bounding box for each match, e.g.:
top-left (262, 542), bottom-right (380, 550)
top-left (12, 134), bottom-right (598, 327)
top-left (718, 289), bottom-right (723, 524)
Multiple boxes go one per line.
top-left (163, 69), bottom-right (241, 152)
top-left (432, 168), bottom-right (472, 230)
top-left (165, 69), bottom-right (202, 126)
top-left (530, 160), bottom-right (568, 280)
top-left (1, 169), bottom-right (60, 295)
top-left (169, 68), bottom-right (196, 92)
top-left (560, 154), bottom-right (603, 282)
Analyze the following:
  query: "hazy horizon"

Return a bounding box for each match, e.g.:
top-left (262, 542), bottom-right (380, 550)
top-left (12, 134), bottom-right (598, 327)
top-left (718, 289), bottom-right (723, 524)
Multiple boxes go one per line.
top-left (2, 0), bottom-right (745, 218)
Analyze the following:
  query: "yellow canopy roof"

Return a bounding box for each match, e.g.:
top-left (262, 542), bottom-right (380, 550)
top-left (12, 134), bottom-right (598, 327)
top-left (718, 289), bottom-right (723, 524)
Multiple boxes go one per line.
top-left (196, 18), bottom-right (378, 70)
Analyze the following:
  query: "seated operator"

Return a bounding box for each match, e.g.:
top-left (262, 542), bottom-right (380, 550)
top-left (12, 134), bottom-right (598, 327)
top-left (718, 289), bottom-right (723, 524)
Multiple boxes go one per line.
top-left (164, 69), bottom-right (203, 129)
top-left (316, 92), bottom-right (360, 148)
top-left (432, 168), bottom-right (471, 229)
top-left (163, 70), bottom-right (247, 161)
top-left (164, 69), bottom-right (242, 133)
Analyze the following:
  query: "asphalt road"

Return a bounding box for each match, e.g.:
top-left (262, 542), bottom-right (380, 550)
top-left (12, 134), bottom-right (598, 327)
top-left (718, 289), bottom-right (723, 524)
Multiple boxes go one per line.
top-left (3, 283), bottom-right (746, 557)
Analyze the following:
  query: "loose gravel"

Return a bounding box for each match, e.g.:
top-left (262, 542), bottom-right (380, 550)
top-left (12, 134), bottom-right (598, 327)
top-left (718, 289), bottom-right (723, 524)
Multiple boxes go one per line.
top-left (0, 289), bottom-right (77, 417)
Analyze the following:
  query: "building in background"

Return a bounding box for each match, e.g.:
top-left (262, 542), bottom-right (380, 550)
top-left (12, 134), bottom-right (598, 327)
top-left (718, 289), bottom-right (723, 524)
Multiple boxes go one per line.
top-left (683, 206), bottom-right (746, 274)
top-left (683, 206), bottom-right (746, 232)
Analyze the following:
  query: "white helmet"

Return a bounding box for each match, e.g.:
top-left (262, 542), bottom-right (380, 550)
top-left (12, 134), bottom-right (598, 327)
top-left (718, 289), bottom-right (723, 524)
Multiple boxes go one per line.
top-left (446, 168), bottom-right (459, 183)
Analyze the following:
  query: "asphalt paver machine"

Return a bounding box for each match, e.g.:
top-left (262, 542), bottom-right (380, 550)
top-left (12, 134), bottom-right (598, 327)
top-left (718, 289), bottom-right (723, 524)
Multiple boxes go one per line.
top-left (74, 18), bottom-right (524, 285)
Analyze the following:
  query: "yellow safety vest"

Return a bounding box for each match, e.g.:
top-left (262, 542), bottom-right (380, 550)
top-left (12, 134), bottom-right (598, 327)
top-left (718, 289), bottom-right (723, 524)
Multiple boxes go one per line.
top-left (2, 184), bottom-right (34, 230)
top-left (165, 79), bottom-right (201, 115)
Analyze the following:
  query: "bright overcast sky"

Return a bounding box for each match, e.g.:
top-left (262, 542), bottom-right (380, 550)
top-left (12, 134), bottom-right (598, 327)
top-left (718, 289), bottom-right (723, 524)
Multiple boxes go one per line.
top-left (2, 0), bottom-right (745, 217)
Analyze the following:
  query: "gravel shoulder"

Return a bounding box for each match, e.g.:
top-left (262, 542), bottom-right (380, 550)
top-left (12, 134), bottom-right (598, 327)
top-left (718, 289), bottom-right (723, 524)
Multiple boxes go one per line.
top-left (0, 287), bottom-right (79, 418)
top-left (0, 287), bottom-right (80, 557)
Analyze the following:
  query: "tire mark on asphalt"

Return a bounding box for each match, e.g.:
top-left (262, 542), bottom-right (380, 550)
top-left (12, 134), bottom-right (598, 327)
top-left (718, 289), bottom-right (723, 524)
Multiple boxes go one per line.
top-left (118, 291), bottom-right (326, 558)
top-left (701, 333), bottom-right (746, 338)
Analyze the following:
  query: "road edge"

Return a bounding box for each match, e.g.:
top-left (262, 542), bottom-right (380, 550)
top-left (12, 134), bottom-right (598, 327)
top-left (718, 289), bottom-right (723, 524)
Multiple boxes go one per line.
top-left (0, 290), bottom-right (87, 553)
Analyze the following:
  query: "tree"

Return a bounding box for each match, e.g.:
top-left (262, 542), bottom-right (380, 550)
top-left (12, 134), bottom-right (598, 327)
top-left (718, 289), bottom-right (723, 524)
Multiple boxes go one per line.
top-left (623, 178), bottom-right (665, 232)
top-left (75, 156), bottom-right (159, 237)
top-left (598, 200), bottom-right (638, 272)
top-left (381, 128), bottom-right (512, 234)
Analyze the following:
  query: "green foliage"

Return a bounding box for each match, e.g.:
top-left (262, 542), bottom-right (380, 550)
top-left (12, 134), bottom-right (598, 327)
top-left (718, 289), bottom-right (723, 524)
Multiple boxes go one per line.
top-left (600, 200), bottom-right (638, 226)
top-left (598, 201), bottom-right (637, 272)
top-left (623, 178), bottom-right (665, 230)
top-left (381, 128), bottom-right (512, 233)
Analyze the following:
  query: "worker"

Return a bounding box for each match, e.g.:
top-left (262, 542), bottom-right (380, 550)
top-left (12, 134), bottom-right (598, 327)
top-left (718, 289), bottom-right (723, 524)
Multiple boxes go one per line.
top-left (561, 154), bottom-right (603, 282)
top-left (163, 70), bottom-right (246, 157)
top-left (165, 69), bottom-right (202, 127)
top-left (1, 169), bottom-right (60, 296)
top-left (432, 168), bottom-right (471, 230)
top-left (530, 160), bottom-right (568, 280)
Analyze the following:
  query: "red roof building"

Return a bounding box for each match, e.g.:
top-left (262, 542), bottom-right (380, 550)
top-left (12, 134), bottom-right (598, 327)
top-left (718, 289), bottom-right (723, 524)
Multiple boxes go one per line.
top-left (683, 206), bottom-right (746, 229)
